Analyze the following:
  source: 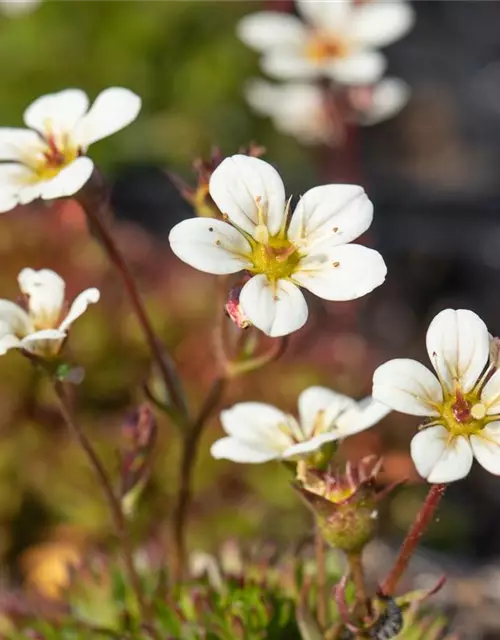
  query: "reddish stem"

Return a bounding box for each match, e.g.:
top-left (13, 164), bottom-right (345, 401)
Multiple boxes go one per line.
top-left (380, 483), bottom-right (447, 596)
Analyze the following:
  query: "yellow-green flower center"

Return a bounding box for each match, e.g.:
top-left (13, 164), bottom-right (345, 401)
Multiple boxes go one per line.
top-left (437, 389), bottom-right (488, 437)
top-left (248, 234), bottom-right (301, 281)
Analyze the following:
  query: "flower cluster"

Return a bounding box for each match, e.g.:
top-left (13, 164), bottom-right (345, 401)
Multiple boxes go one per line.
top-left (238, 0), bottom-right (415, 145)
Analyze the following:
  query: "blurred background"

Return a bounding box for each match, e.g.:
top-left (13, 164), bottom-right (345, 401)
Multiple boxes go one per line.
top-left (0, 1), bottom-right (500, 636)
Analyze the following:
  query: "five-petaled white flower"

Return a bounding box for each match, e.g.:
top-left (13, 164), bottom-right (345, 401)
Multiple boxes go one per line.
top-left (0, 268), bottom-right (100, 357)
top-left (211, 385), bottom-right (390, 463)
top-left (238, 0), bottom-right (415, 85)
top-left (245, 78), bottom-right (410, 145)
top-left (373, 309), bottom-right (500, 483)
top-left (211, 387), bottom-right (390, 463)
top-left (0, 87), bottom-right (141, 212)
top-left (168, 155), bottom-right (386, 337)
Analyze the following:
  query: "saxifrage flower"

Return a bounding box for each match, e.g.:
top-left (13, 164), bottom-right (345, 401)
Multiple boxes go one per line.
top-left (245, 78), bottom-right (410, 145)
top-left (0, 87), bottom-right (141, 211)
top-left (0, 268), bottom-right (100, 357)
top-left (168, 154), bottom-right (386, 337)
top-left (211, 385), bottom-right (390, 463)
top-left (238, 0), bottom-right (415, 85)
top-left (373, 308), bottom-right (500, 483)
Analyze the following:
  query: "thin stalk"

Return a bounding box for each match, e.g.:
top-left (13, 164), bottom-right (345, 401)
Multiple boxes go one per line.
top-left (347, 552), bottom-right (370, 621)
top-left (77, 180), bottom-right (188, 422)
top-left (172, 376), bottom-right (227, 581)
top-left (315, 526), bottom-right (327, 629)
top-left (380, 483), bottom-right (447, 596)
top-left (53, 381), bottom-right (157, 636)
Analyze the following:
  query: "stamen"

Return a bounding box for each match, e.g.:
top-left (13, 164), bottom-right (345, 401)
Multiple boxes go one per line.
top-left (471, 403), bottom-right (486, 420)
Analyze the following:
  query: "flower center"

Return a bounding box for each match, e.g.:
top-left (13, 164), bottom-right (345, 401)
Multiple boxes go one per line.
top-left (439, 389), bottom-right (487, 437)
top-left (33, 134), bottom-right (79, 181)
top-left (305, 32), bottom-right (350, 63)
top-left (249, 235), bottom-right (301, 281)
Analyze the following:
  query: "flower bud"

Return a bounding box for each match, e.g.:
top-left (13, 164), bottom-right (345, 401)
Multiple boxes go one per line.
top-left (295, 457), bottom-right (384, 553)
top-left (225, 281), bottom-right (251, 330)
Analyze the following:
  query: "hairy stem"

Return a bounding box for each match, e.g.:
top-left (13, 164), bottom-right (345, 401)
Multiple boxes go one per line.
top-left (348, 551), bottom-right (370, 621)
top-left (77, 178), bottom-right (188, 422)
top-left (380, 483), bottom-right (447, 596)
top-left (171, 376), bottom-right (227, 582)
top-left (53, 381), bottom-right (155, 634)
top-left (315, 526), bottom-right (327, 629)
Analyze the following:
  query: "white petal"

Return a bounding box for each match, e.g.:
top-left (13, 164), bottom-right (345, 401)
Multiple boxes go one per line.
top-left (0, 162), bottom-right (35, 187)
top-left (411, 428), bottom-right (473, 483)
top-left (210, 437), bottom-right (279, 464)
top-left (372, 358), bottom-right (442, 417)
top-left (351, 1), bottom-right (415, 48)
top-left (18, 268), bottom-right (65, 324)
top-left (74, 87), bottom-right (141, 148)
top-left (244, 79), bottom-right (285, 118)
top-left (0, 300), bottom-right (30, 336)
top-left (262, 49), bottom-right (320, 80)
top-left (237, 12), bottom-right (307, 51)
top-left (21, 329), bottom-right (66, 344)
top-left (336, 397), bottom-right (391, 435)
top-left (328, 51), bottom-right (386, 85)
top-left (209, 155), bottom-right (286, 237)
top-left (470, 422), bottom-right (500, 475)
top-left (355, 78), bottom-right (410, 126)
top-left (426, 309), bottom-right (489, 394)
top-left (293, 244), bottom-right (386, 301)
top-left (0, 128), bottom-right (44, 162)
top-left (220, 402), bottom-right (293, 453)
top-left (297, 385), bottom-right (355, 438)
top-left (24, 89), bottom-right (89, 139)
top-left (297, 0), bottom-right (351, 31)
top-left (59, 288), bottom-right (100, 332)
top-left (168, 218), bottom-right (251, 275)
top-left (240, 275), bottom-right (308, 337)
top-left (283, 432), bottom-right (340, 458)
top-left (481, 369), bottom-right (500, 415)
top-left (288, 184), bottom-right (373, 250)
top-left (0, 334), bottom-right (22, 355)
top-left (39, 157), bottom-right (94, 200)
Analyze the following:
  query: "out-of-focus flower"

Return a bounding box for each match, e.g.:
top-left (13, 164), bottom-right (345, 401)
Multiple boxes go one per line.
top-left (169, 155), bottom-right (386, 337)
top-left (245, 78), bottom-right (410, 145)
top-left (0, 0), bottom-right (41, 16)
top-left (211, 385), bottom-right (389, 463)
top-left (238, 0), bottom-right (415, 85)
top-left (0, 268), bottom-right (99, 357)
top-left (0, 87), bottom-right (141, 211)
top-left (373, 308), bottom-right (500, 483)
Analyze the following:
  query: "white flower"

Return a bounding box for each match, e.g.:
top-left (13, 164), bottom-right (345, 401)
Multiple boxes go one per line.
top-left (0, 87), bottom-right (141, 212)
top-left (211, 385), bottom-right (390, 463)
top-left (0, 268), bottom-right (100, 357)
top-left (238, 0), bottom-right (415, 85)
top-left (245, 78), bottom-right (410, 145)
top-left (168, 154), bottom-right (386, 337)
top-left (0, 0), bottom-right (41, 16)
top-left (373, 309), bottom-right (500, 484)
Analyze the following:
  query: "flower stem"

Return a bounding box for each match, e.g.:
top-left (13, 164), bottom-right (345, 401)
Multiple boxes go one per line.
top-left (76, 178), bottom-right (188, 422)
top-left (53, 380), bottom-right (156, 636)
top-left (315, 526), bottom-right (327, 629)
top-left (380, 483), bottom-right (447, 596)
top-left (347, 551), bottom-right (370, 621)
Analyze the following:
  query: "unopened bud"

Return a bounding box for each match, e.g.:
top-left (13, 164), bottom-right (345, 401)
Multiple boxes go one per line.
top-left (225, 283), bottom-right (251, 330)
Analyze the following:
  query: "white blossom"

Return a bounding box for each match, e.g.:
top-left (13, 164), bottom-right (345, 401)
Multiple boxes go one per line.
top-left (0, 0), bottom-right (41, 16)
top-left (211, 386), bottom-right (390, 463)
top-left (0, 268), bottom-right (100, 357)
top-left (238, 0), bottom-right (415, 85)
top-left (245, 78), bottom-right (410, 145)
top-left (168, 154), bottom-right (386, 337)
top-left (373, 309), bottom-right (500, 483)
top-left (0, 87), bottom-right (141, 212)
